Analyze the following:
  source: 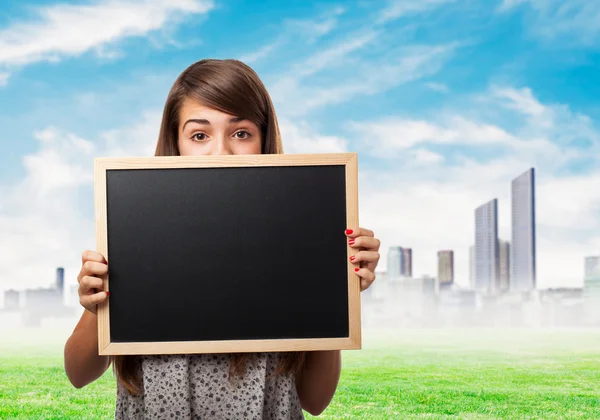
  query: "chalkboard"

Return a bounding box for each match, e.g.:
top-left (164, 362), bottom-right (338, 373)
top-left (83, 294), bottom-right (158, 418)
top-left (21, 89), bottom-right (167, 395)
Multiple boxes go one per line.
top-left (94, 153), bottom-right (360, 355)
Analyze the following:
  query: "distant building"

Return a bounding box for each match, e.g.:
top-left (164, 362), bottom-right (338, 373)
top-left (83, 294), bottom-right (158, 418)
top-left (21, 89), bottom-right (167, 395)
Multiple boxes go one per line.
top-left (56, 267), bottom-right (65, 293)
top-left (437, 250), bottom-right (454, 287)
top-left (400, 248), bottom-right (412, 277)
top-left (584, 256), bottom-right (600, 279)
top-left (475, 199), bottom-right (499, 295)
top-left (438, 288), bottom-right (477, 308)
top-left (387, 246), bottom-right (412, 279)
top-left (499, 240), bottom-right (511, 292)
top-left (469, 245), bottom-right (475, 289)
top-left (583, 256), bottom-right (600, 324)
top-left (387, 247), bottom-right (402, 279)
top-left (511, 168), bottom-right (536, 291)
top-left (539, 288), bottom-right (584, 327)
top-left (24, 287), bottom-right (62, 310)
top-left (3, 289), bottom-right (20, 310)
top-left (421, 275), bottom-right (438, 296)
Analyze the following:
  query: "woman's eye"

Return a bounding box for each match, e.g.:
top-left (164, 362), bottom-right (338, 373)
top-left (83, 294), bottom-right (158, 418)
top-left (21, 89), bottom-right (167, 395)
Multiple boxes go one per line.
top-left (234, 131), bottom-right (251, 139)
top-left (191, 133), bottom-right (207, 141)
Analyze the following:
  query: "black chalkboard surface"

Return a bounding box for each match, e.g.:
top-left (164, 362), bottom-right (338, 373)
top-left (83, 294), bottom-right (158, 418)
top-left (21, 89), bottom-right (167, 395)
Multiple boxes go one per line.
top-left (94, 153), bottom-right (360, 355)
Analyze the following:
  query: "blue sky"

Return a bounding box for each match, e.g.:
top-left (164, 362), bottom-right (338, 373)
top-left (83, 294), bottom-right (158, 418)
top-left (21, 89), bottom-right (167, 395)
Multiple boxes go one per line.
top-left (0, 0), bottom-right (599, 292)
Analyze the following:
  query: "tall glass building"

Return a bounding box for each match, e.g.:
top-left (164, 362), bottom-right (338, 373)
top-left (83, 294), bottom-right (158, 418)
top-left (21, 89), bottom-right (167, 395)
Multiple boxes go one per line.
top-left (511, 168), bottom-right (536, 291)
top-left (475, 199), bottom-right (499, 294)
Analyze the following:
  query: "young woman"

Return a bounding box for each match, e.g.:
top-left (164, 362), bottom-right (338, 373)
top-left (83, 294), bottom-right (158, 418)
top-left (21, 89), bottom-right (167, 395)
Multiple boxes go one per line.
top-left (64, 59), bottom-right (381, 419)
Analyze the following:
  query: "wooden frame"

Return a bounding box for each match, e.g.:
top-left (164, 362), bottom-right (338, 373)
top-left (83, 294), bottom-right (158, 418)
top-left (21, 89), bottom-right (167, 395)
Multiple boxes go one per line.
top-left (94, 152), bottom-right (360, 355)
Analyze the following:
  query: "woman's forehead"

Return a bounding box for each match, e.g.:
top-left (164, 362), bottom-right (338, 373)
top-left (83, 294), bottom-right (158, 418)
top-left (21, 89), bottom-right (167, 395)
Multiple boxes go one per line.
top-left (179, 99), bottom-right (241, 124)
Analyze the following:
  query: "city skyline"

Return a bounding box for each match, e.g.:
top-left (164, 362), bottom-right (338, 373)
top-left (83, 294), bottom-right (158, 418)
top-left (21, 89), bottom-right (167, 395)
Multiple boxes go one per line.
top-left (381, 246), bottom-right (599, 290)
top-left (383, 166), bottom-right (595, 291)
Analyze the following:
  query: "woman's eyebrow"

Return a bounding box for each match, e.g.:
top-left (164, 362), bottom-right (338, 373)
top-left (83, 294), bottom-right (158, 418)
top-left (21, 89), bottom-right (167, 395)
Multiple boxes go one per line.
top-left (182, 117), bottom-right (246, 130)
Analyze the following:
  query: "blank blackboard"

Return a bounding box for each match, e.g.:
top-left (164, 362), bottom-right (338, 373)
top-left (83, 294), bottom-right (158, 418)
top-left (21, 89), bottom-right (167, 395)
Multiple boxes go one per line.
top-left (94, 153), bottom-right (360, 355)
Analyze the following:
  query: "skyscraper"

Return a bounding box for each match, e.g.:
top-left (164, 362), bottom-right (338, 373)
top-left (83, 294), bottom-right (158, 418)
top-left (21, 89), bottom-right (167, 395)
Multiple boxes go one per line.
top-left (56, 267), bottom-right (65, 293)
top-left (511, 168), bottom-right (536, 291)
top-left (498, 240), bottom-right (510, 292)
top-left (475, 199), bottom-right (499, 294)
top-left (437, 250), bottom-right (454, 287)
top-left (400, 248), bottom-right (412, 277)
top-left (387, 246), bottom-right (413, 279)
top-left (387, 246), bottom-right (402, 280)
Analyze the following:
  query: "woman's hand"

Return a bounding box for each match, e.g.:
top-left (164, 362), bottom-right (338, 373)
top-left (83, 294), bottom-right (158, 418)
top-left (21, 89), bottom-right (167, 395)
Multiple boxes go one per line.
top-left (345, 227), bottom-right (380, 291)
top-left (77, 250), bottom-right (109, 315)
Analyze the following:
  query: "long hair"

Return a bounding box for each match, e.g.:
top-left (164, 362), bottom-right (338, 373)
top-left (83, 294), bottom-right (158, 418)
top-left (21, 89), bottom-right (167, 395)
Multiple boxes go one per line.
top-left (111, 59), bottom-right (304, 396)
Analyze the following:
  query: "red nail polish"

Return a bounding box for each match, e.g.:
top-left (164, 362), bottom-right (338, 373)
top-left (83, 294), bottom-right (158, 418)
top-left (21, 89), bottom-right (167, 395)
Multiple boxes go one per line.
top-left (105, 291), bottom-right (110, 297)
top-left (354, 267), bottom-right (360, 272)
top-left (349, 240), bottom-right (355, 245)
top-left (350, 256), bottom-right (355, 261)
top-left (345, 229), bottom-right (353, 235)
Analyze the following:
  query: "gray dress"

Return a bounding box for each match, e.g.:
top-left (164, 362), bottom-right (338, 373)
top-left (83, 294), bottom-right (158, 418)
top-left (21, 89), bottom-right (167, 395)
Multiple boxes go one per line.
top-left (115, 353), bottom-right (305, 419)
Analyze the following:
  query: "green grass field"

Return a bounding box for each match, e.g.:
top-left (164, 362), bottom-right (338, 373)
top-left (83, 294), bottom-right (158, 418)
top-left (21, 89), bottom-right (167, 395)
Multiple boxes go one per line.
top-left (1, 323), bottom-right (599, 419)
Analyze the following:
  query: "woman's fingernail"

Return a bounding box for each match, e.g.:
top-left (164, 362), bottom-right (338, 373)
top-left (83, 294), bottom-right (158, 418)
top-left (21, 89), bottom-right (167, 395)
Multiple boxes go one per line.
top-left (354, 267), bottom-right (360, 272)
top-left (350, 256), bottom-right (355, 261)
top-left (105, 291), bottom-right (110, 297)
top-left (345, 229), bottom-right (353, 235)
top-left (349, 240), bottom-right (355, 245)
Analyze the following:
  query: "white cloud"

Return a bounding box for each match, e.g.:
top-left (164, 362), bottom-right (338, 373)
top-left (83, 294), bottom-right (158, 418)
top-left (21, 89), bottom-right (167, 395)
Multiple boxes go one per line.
top-left (488, 85), bottom-right (600, 152)
top-left (238, 41), bottom-right (283, 65)
top-left (0, 0), bottom-right (214, 67)
top-left (425, 82), bottom-right (449, 93)
top-left (290, 30), bottom-right (380, 79)
top-left (237, 6), bottom-right (345, 64)
top-left (491, 86), bottom-right (548, 118)
top-left (536, 175), bottom-right (600, 230)
top-left (412, 148), bottom-right (445, 164)
top-left (498, 0), bottom-right (600, 47)
top-left (285, 6), bottom-right (345, 43)
top-left (349, 114), bottom-right (560, 162)
top-left (377, 0), bottom-right (457, 24)
top-left (248, 1), bottom-right (460, 117)
top-left (279, 119), bottom-right (348, 154)
top-left (498, 0), bottom-right (527, 11)
top-left (271, 43), bottom-right (458, 116)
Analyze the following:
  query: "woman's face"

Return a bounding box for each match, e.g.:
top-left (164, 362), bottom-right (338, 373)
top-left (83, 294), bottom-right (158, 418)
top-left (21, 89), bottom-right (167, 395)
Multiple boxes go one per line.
top-left (177, 97), bottom-right (262, 156)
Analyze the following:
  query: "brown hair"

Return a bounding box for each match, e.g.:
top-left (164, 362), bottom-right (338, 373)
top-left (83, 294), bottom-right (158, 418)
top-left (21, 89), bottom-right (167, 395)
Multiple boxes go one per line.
top-left (111, 59), bottom-right (305, 396)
